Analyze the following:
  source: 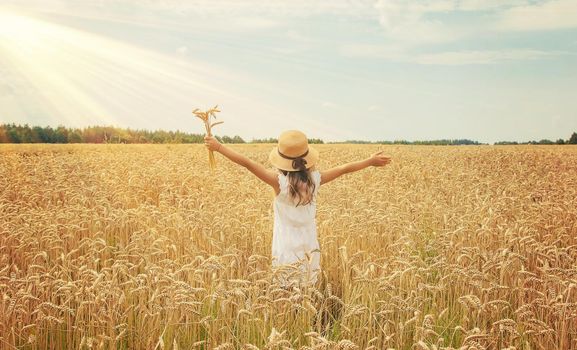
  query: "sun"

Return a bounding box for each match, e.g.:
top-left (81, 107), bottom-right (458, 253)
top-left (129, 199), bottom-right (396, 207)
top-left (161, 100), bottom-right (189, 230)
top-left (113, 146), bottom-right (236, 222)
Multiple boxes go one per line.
top-left (0, 7), bottom-right (296, 137)
top-left (0, 9), bottom-right (234, 128)
top-left (0, 10), bottom-right (42, 43)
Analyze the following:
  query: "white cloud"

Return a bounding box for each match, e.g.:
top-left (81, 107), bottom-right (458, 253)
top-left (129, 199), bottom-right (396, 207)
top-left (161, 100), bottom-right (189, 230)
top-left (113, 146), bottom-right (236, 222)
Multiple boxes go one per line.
top-left (456, 0), bottom-right (529, 12)
top-left (286, 29), bottom-right (312, 43)
top-left (231, 17), bottom-right (280, 29)
top-left (5, 0), bottom-right (577, 68)
top-left (371, 0), bottom-right (577, 47)
top-left (322, 101), bottom-right (337, 108)
top-left (496, 0), bottom-right (577, 31)
top-left (272, 47), bottom-right (299, 55)
top-left (413, 49), bottom-right (564, 65)
top-left (367, 105), bottom-right (379, 111)
top-left (340, 44), bottom-right (569, 65)
top-left (372, 0), bottom-right (460, 44)
top-left (8, 0), bottom-right (577, 45)
top-left (3, 0), bottom-right (375, 18)
top-left (339, 44), bottom-right (403, 60)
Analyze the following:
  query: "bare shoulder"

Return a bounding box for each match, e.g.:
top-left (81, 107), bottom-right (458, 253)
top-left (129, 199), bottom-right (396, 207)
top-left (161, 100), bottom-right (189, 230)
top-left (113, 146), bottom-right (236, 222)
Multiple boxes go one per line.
top-left (266, 168), bottom-right (282, 182)
top-left (268, 168), bottom-right (281, 179)
top-left (310, 166), bottom-right (323, 184)
top-left (268, 168), bottom-right (282, 195)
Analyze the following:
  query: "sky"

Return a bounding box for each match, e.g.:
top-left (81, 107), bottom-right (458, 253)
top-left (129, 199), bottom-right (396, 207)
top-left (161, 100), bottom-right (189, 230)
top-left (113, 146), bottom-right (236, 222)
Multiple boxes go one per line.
top-left (0, 0), bottom-right (576, 143)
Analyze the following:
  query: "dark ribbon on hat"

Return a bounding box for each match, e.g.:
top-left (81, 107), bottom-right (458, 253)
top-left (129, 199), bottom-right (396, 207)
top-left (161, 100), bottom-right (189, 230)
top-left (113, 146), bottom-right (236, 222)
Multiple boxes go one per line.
top-left (278, 149), bottom-right (309, 170)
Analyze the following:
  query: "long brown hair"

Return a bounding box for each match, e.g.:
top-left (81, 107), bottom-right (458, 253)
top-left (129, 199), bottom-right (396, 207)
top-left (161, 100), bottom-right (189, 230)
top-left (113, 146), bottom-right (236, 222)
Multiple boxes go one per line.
top-left (280, 168), bottom-right (316, 207)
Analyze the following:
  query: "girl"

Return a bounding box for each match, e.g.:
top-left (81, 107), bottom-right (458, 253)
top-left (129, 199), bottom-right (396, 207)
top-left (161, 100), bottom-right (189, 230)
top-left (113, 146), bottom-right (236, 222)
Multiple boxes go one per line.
top-left (204, 130), bottom-right (391, 287)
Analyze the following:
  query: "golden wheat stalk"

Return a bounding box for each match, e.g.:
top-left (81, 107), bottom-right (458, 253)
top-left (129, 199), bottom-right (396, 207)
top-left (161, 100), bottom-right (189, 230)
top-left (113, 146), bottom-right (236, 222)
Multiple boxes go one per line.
top-left (193, 105), bottom-right (223, 170)
top-left (1, 143), bottom-right (574, 349)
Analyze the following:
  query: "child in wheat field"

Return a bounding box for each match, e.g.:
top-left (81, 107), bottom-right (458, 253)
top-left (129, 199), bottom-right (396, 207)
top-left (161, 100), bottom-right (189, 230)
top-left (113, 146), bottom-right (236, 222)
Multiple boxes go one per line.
top-left (204, 130), bottom-right (391, 287)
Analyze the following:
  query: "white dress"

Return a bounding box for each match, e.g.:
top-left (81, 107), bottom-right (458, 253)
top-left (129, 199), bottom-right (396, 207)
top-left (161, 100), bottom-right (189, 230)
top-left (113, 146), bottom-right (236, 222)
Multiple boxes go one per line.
top-left (271, 170), bottom-right (321, 287)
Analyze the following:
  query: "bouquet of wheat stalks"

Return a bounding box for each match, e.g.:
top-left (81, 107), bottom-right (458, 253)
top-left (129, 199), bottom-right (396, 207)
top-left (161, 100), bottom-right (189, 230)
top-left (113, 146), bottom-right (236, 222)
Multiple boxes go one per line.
top-left (193, 105), bottom-right (223, 170)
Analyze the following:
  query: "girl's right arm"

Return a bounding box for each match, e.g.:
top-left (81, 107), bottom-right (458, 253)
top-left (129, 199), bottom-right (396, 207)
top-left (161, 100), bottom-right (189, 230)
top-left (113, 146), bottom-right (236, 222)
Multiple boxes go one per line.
top-left (320, 151), bottom-right (391, 185)
top-left (204, 135), bottom-right (280, 192)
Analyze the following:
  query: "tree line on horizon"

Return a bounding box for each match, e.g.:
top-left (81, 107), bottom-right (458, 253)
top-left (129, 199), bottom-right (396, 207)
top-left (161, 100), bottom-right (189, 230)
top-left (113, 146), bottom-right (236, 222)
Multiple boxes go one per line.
top-left (494, 133), bottom-right (577, 145)
top-left (0, 123), bottom-right (576, 145)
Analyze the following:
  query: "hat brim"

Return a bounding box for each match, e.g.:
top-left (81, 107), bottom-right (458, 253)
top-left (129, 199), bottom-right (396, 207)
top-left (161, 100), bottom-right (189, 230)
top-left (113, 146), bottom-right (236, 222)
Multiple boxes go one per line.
top-left (269, 146), bottom-right (319, 171)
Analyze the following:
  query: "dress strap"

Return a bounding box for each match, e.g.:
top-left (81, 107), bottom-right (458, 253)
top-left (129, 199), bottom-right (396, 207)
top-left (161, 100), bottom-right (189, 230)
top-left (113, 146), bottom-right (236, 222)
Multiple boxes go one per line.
top-left (277, 173), bottom-right (288, 195)
top-left (312, 170), bottom-right (321, 196)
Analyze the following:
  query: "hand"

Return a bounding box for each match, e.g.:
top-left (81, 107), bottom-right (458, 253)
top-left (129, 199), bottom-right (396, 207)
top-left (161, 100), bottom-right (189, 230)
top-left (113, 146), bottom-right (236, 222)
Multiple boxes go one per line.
top-left (204, 135), bottom-right (222, 152)
top-left (369, 151), bottom-right (391, 167)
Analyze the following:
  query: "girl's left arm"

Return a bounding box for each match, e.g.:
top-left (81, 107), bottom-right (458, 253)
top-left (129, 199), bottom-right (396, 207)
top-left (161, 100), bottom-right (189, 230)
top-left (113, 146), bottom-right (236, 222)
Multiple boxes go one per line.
top-left (204, 136), bottom-right (279, 192)
top-left (320, 151), bottom-right (391, 185)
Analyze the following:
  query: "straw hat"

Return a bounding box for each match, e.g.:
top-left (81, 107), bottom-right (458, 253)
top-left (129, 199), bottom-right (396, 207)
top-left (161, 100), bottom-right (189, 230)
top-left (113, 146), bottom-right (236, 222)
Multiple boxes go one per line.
top-left (269, 130), bottom-right (319, 172)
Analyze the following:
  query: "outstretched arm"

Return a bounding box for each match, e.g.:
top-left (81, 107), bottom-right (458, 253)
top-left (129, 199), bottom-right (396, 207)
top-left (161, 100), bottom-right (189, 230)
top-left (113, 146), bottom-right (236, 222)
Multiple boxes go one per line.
top-left (204, 135), bottom-right (279, 192)
top-left (320, 151), bottom-right (391, 185)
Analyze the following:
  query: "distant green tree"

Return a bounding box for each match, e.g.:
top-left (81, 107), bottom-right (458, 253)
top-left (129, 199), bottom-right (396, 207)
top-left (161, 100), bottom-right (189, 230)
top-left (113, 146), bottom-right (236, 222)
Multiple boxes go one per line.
top-left (555, 138), bottom-right (565, 145)
top-left (495, 141), bottom-right (519, 145)
top-left (151, 133), bottom-right (164, 144)
top-left (308, 138), bottom-right (324, 144)
top-left (232, 135), bottom-right (245, 143)
top-left (4, 122), bottom-right (569, 146)
top-left (0, 124), bottom-right (212, 143)
top-left (68, 130), bottom-right (84, 143)
top-left (54, 126), bottom-right (68, 143)
top-left (221, 135), bottom-right (233, 143)
top-left (6, 124), bottom-right (21, 143)
top-left (32, 126), bottom-right (46, 142)
top-left (219, 135), bottom-right (246, 143)
top-left (18, 124), bottom-right (34, 143)
top-left (250, 137), bottom-right (278, 143)
top-left (0, 125), bottom-right (7, 143)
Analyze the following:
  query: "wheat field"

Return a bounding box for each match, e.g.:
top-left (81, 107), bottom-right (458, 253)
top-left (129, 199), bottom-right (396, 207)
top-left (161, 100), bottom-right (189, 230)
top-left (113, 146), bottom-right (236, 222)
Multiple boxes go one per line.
top-left (1, 144), bottom-right (576, 350)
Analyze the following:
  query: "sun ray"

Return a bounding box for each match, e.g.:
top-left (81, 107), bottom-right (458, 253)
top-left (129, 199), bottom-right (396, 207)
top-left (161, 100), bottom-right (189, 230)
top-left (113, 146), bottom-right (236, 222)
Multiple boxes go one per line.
top-left (0, 9), bottom-right (353, 140)
top-left (0, 10), bottom-right (249, 129)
